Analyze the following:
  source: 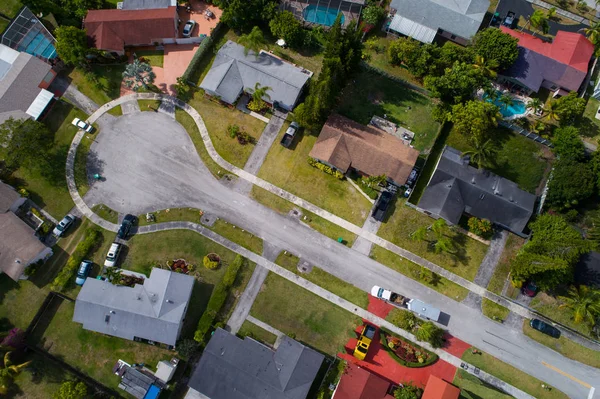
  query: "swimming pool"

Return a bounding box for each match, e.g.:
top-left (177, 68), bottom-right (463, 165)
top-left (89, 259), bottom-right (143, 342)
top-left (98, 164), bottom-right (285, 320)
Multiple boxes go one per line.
top-left (18, 28), bottom-right (57, 60)
top-left (484, 91), bottom-right (527, 118)
top-left (303, 5), bottom-right (345, 27)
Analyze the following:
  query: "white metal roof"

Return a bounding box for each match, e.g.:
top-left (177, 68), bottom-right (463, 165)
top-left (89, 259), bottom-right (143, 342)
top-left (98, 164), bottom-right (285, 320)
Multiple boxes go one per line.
top-left (389, 15), bottom-right (437, 43)
top-left (25, 89), bottom-right (53, 120)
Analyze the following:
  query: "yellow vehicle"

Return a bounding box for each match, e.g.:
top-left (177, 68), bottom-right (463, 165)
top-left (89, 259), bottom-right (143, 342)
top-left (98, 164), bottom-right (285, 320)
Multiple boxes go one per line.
top-left (353, 324), bottom-right (376, 360)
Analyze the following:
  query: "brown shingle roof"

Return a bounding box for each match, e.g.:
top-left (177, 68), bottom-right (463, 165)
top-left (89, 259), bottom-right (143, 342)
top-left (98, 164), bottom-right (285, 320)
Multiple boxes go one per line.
top-left (84, 7), bottom-right (177, 52)
top-left (0, 212), bottom-right (47, 280)
top-left (309, 114), bottom-right (419, 185)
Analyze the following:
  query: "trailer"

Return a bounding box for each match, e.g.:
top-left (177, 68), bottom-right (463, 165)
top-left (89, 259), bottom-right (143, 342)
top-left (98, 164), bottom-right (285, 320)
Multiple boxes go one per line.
top-left (371, 285), bottom-right (440, 322)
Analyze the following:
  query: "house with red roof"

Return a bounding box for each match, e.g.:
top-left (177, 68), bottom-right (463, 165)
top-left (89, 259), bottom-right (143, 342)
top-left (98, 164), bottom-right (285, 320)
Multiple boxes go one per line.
top-left (332, 363), bottom-right (395, 399)
top-left (498, 26), bottom-right (594, 96)
top-left (422, 375), bottom-right (460, 399)
top-left (84, 4), bottom-right (178, 54)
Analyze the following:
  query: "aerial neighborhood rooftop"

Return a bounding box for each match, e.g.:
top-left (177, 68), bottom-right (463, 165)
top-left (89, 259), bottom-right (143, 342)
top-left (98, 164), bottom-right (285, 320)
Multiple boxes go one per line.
top-left (0, 0), bottom-right (599, 398)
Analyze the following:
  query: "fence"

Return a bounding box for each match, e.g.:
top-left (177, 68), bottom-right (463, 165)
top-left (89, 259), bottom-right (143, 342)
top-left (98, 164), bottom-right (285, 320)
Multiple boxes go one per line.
top-left (499, 121), bottom-right (553, 147)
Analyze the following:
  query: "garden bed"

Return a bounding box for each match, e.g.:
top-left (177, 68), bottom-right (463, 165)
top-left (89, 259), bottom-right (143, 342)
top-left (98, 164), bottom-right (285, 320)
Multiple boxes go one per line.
top-left (379, 328), bottom-right (438, 368)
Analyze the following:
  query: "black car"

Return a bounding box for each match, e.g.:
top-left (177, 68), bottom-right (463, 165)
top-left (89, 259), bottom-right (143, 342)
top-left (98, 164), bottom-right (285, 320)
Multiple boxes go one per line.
top-left (530, 319), bottom-right (561, 338)
top-left (372, 191), bottom-right (393, 222)
top-left (117, 214), bottom-right (137, 239)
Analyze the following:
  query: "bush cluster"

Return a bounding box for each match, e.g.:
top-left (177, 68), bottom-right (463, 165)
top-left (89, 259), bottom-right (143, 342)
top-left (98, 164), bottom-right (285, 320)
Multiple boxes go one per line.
top-left (194, 255), bottom-right (244, 343)
top-left (387, 309), bottom-right (445, 348)
top-left (203, 253), bottom-right (221, 270)
top-left (467, 217), bottom-right (493, 239)
top-left (307, 158), bottom-right (344, 179)
top-left (379, 328), bottom-right (439, 368)
top-left (50, 228), bottom-right (101, 292)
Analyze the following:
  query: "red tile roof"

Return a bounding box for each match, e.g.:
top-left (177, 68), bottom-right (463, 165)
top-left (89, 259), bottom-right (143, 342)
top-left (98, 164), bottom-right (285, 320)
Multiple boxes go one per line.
top-left (500, 26), bottom-right (594, 72)
top-left (84, 7), bottom-right (177, 52)
top-left (422, 375), bottom-right (460, 399)
top-left (333, 363), bottom-right (393, 399)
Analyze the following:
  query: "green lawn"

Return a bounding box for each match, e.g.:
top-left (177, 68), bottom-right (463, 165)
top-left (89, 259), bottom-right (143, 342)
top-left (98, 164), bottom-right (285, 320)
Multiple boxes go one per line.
top-left (175, 109), bottom-right (225, 178)
top-left (121, 230), bottom-right (238, 282)
top-left (138, 99), bottom-right (162, 111)
top-left (481, 298), bottom-right (510, 322)
top-left (11, 352), bottom-right (81, 399)
top-left (275, 251), bottom-right (369, 308)
top-left (337, 69), bottom-right (440, 153)
top-left (209, 219), bottom-right (263, 255)
top-left (370, 245), bottom-right (469, 301)
top-left (461, 349), bottom-right (568, 399)
top-left (188, 93), bottom-right (266, 169)
top-left (0, 0), bottom-right (22, 18)
top-left (238, 321), bottom-right (278, 346)
top-left (11, 100), bottom-right (86, 218)
top-left (0, 277), bottom-right (49, 330)
top-left (68, 64), bottom-right (126, 106)
top-left (530, 293), bottom-right (592, 337)
top-left (446, 127), bottom-right (548, 194)
top-left (256, 128), bottom-right (372, 226)
top-left (138, 207), bottom-right (204, 226)
top-left (134, 50), bottom-right (164, 68)
top-left (523, 320), bottom-right (600, 369)
top-left (250, 273), bottom-right (362, 355)
top-left (74, 130), bottom-right (93, 197)
top-left (377, 199), bottom-right (488, 282)
top-left (91, 204), bottom-right (119, 224)
top-left (487, 234), bottom-right (525, 296)
top-left (363, 35), bottom-right (423, 87)
top-left (453, 370), bottom-right (513, 399)
top-left (250, 186), bottom-right (357, 245)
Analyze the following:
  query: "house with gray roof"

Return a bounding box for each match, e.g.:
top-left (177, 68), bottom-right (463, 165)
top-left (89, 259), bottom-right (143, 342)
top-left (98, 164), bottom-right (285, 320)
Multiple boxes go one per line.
top-left (417, 146), bottom-right (536, 236)
top-left (120, 0), bottom-right (176, 9)
top-left (200, 40), bottom-right (313, 111)
top-left (73, 268), bottom-right (194, 347)
top-left (0, 44), bottom-right (56, 124)
top-left (388, 0), bottom-right (489, 45)
top-left (185, 328), bottom-right (325, 399)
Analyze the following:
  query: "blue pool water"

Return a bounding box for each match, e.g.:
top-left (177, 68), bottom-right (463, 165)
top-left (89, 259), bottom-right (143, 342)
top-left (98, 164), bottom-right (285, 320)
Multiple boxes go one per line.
top-left (303, 5), bottom-right (345, 27)
top-left (484, 91), bottom-right (526, 118)
top-left (18, 29), bottom-right (57, 60)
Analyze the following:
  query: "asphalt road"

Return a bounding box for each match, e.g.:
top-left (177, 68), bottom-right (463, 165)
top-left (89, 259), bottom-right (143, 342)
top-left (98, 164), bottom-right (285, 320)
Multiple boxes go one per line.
top-left (89, 113), bottom-right (599, 399)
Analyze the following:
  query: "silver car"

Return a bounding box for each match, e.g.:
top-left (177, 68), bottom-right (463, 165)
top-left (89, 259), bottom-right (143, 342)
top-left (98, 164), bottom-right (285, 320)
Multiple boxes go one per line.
top-left (53, 214), bottom-right (75, 237)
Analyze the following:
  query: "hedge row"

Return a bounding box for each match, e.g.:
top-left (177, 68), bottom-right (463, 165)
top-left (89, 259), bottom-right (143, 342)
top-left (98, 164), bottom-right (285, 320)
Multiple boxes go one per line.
top-left (50, 228), bottom-right (102, 292)
top-left (379, 328), bottom-right (438, 368)
top-left (307, 157), bottom-right (344, 179)
top-left (181, 22), bottom-right (224, 82)
top-left (194, 254), bottom-right (244, 343)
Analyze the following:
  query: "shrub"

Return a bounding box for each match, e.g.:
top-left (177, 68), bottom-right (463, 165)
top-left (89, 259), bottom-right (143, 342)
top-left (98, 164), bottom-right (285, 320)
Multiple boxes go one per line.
top-left (379, 329), bottom-right (438, 368)
top-left (18, 188), bottom-right (30, 198)
top-left (50, 228), bottom-right (101, 292)
top-left (467, 217), bottom-right (493, 238)
top-left (176, 338), bottom-right (199, 359)
top-left (203, 253), bottom-right (221, 269)
top-left (307, 158), bottom-right (344, 179)
top-left (227, 124), bottom-right (240, 138)
top-left (194, 255), bottom-right (244, 343)
top-left (414, 321), bottom-right (445, 348)
top-left (388, 309), bottom-right (418, 331)
top-left (181, 23), bottom-right (223, 81)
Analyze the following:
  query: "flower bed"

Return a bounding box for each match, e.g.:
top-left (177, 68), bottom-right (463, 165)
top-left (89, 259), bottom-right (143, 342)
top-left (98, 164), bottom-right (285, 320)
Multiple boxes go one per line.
top-left (380, 329), bottom-right (438, 368)
top-left (167, 259), bottom-right (196, 274)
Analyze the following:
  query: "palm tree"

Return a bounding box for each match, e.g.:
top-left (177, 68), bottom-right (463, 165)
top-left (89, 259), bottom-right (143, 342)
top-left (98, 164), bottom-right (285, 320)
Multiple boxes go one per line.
top-left (581, 21), bottom-right (600, 44)
top-left (248, 82), bottom-right (272, 111)
top-left (238, 26), bottom-right (266, 56)
top-left (528, 10), bottom-right (549, 35)
top-left (473, 55), bottom-right (499, 79)
top-left (531, 120), bottom-right (546, 135)
top-left (527, 98), bottom-right (543, 115)
top-left (483, 85), bottom-right (499, 102)
top-left (543, 101), bottom-right (560, 122)
top-left (498, 93), bottom-right (514, 110)
top-left (411, 219), bottom-right (456, 254)
top-left (558, 286), bottom-right (600, 326)
top-left (462, 137), bottom-right (495, 168)
top-left (546, 7), bottom-right (557, 20)
top-left (0, 352), bottom-right (31, 394)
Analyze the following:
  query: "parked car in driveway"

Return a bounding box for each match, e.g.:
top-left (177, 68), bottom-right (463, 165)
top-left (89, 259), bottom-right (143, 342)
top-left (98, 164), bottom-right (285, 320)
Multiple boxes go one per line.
top-left (104, 243), bottom-right (121, 267)
top-left (117, 214), bottom-right (137, 239)
top-left (75, 260), bottom-right (92, 285)
top-left (72, 118), bottom-right (93, 133)
top-left (182, 20), bottom-right (196, 37)
top-left (522, 281), bottom-right (538, 297)
top-left (530, 319), bottom-right (561, 338)
top-left (53, 214), bottom-right (75, 237)
top-left (503, 11), bottom-right (516, 28)
top-left (280, 121), bottom-right (300, 148)
top-left (372, 191), bottom-right (393, 222)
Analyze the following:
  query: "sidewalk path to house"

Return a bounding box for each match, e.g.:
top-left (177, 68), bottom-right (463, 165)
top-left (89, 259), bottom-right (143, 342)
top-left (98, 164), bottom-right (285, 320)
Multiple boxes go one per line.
top-left (246, 315), bottom-right (286, 348)
top-left (63, 81), bottom-right (100, 115)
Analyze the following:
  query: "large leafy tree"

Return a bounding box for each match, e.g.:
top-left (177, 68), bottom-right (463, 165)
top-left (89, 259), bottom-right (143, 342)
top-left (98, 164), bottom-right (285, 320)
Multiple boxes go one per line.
top-left (450, 100), bottom-right (501, 143)
top-left (558, 286), bottom-right (600, 326)
top-left (414, 321), bottom-right (445, 348)
top-left (269, 11), bottom-right (304, 48)
top-left (0, 118), bottom-right (53, 171)
top-left (221, 0), bottom-right (277, 33)
top-left (472, 28), bottom-right (519, 70)
top-left (238, 26), bottom-right (266, 56)
top-left (546, 158), bottom-right (596, 211)
top-left (53, 381), bottom-right (88, 399)
top-left (424, 62), bottom-right (489, 104)
top-left (552, 126), bottom-right (586, 161)
top-left (411, 219), bottom-right (456, 255)
top-left (529, 9), bottom-right (549, 35)
top-left (387, 37), bottom-right (423, 69)
top-left (361, 5), bottom-right (386, 26)
top-left (55, 26), bottom-right (88, 66)
top-left (554, 92), bottom-right (586, 125)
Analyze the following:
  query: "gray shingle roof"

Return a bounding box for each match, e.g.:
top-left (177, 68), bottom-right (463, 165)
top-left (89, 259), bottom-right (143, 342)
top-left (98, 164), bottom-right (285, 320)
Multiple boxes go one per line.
top-left (418, 146), bottom-right (536, 234)
top-left (187, 328), bottom-right (324, 399)
top-left (200, 41), bottom-right (312, 111)
top-left (73, 268), bottom-right (194, 346)
top-left (389, 0), bottom-right (489, 40)
top-left (122, 0), bottom-right (175, 9)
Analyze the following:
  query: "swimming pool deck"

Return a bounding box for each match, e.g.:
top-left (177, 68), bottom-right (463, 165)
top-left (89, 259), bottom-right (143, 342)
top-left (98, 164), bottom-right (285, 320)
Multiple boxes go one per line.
top-left (281, 0), bottom-right (363, 28)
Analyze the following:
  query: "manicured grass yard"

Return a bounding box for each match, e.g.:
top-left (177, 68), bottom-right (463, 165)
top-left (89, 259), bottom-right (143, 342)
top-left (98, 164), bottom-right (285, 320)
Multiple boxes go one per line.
top-left (0, 0), bottom-right (22, 19)
top-left (275, 251), bottom-right (369, 308)
top-left (189, 93), bottom-right (265, 169)
top-left (446, 127), bottom-right (548, 194)
top-left (250, 273), bottom-right (362, 355)
top-left (377, 199), bottom-right (488, 281)
top-left (209, 219), bottom-right (263, 255)
top-left (461, 349), bottom-right (568, 399)
top-left (523, 320), bottom-right (600, 369)
top-left (256, 129), bottom-right (372, 226)
top-left (481, 298), bottom-right (510, 322)
top-left (0, 277), bottom-right (49, 330)
top-left (580, 96), bottom-right (600, 146)
top-left (370, 245), bottom-right (469, 301)
top-left (453, 369), bottom-right (513, 399)
top-left (138, 207), bottom-right (204, 226)
top-left (337, 69), bottom-right (440, 153)
top-left (10, 100), bottom-right (86, 218)
top-left (91, 204), bottom-right (119, 223)
top-left (530, 293), bottom-right (592, 337)
top-left (250, 186), bottom-right (357, 245)
top-left (68, 64), bottom-right (126, 106)
top-left (134, 50), bottom-right (164, 68)
top-left (138, 99), bottom-right (162, 111)
top-left (238, 321), bottom-right (277, 346)
top-left (12, 352), bottom-right (79, 399)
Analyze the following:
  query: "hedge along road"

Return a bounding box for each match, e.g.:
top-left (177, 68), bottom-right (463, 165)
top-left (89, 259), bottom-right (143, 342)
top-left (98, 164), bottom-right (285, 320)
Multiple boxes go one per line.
top-left (66, 93), bottom-right (598, 399)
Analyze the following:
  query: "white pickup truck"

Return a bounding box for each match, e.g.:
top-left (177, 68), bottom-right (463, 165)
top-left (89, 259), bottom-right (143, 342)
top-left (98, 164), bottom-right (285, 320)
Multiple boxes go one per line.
top-left (371, 285), bottom-right (441, 322)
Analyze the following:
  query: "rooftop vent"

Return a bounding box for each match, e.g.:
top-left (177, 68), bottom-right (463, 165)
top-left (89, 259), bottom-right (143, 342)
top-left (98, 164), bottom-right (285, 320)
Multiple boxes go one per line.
top-left (149, 293), bottom-right (158, 303)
